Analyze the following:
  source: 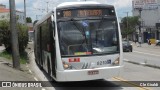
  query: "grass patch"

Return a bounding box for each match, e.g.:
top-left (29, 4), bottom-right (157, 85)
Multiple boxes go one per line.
top-left (0, 50), bottom-right (12, 60)
top-left (19, 51), bottom-right (28, 64)
top-left (0, 50), bottom-right (28, 64)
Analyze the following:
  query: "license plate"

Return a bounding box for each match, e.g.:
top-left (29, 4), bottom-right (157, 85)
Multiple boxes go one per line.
top-left (88, 70), bottom-right (99, 75)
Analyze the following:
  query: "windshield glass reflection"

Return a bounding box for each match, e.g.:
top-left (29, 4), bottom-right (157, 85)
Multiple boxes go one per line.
top-left (58, 19), bottom-right (119, 56)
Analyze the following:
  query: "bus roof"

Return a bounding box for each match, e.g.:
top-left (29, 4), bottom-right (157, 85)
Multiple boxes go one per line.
top-left (57, 1), bottom-right (113, 9)
top-left (57, 1), bottom-right (100, 7)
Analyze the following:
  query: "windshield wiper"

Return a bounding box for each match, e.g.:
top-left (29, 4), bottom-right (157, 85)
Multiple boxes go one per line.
top-left (70, 19), bottom-right (85, 36)
top-left (70, 18), bottom-right (88, 45)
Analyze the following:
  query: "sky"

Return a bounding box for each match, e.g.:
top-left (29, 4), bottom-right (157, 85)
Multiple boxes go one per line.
top-left (0, 0), bottom-right (133, 22)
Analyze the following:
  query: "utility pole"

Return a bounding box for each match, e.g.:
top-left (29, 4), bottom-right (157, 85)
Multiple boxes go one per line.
top-left (46, 1), bottom-right (49, 13)
top-left (139, 8), bottom-right (142, 47)
top-left (124, 12), bottom-right (129, 40)
top-left (24, 0), bottom-right (26, 24)
top-left (9, 0), bottom-right (20, 69)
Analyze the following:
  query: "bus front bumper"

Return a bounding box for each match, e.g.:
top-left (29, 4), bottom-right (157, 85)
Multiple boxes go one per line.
top-left (56, 66), bottom-right (123, 82)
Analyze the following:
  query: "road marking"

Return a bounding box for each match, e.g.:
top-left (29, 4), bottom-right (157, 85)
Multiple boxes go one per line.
top-left (29, 69), bottom-right (32, 74)
top-left (41, 88), bottom-right (46, 90)
top-left (113, 77), bottom-right (151, 90)
top-left (140, 63), bottom-right (146, 65)
top-left (133, 51), bottom-right (160, 57)
top-left (123, 59), bottom-right (129, 61)
top-left (34, 77), bottom-right (38, 81)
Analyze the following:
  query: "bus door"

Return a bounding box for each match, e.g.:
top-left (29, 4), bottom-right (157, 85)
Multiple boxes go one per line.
top-left (37, 27), bottom-right (43, 67)
top-left (49, 19), bottom-right (56, 78)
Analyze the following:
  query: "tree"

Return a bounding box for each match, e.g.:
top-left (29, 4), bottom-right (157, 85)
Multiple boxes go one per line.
top-left (0, 29), bottom-right (3, 45)
top-left (17, 23), bottom-right (28, 52)
top-left (0, 20), bottom-right (28, 53)
top-left (0, 20), bottom-right (10, 51)
top-left (26, 17), bottom-right (32, 23)
top-left (120, 16), bottom-right (139, 39)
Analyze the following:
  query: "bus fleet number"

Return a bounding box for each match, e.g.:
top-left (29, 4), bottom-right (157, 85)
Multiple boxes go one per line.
top-left (97, 59), bottom-right (111, 65)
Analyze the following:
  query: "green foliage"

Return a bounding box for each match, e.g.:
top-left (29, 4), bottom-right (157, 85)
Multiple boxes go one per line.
top-left (0, 50), bottom-right (12, 60)
top-left (0, 29), bottom-right (3, 45)
top-left (0, 20), bottom-right (10, 49)
top-left (17, 23), bottom-right (29, 52)
top-left (26, 17), bottom-right (32, 23)
top-left (0, 20), bottom-right (29, 53)
top-left (121, 16), bottom-right (139, 37)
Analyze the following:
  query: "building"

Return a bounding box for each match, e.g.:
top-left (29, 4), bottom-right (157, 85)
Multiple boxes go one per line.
top-left (0, 4), bottom-right (25, 24)
top-left (0, 4), bottom-right (6, 8)
top-left (27, 23), bottom-right (34, 41)
top-left (132, 0), bottom-right (160, 43)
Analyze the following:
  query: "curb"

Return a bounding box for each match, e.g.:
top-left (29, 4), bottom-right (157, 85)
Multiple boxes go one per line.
top-left (124, 60), bottom-right (160, 69)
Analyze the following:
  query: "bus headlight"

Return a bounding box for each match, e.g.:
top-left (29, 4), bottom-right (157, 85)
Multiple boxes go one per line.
top-left (63, 61), bottom-right (72, 69)
top-left (112, 57), bottom-right (119, 66)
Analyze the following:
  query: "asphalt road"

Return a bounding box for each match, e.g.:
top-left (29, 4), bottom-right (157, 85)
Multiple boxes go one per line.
top-left (27, 42), bottom-right (160, 90)
top-left (0, 42), bottom-right (159, 90)
top-left (29, 51), bottom-right (160, 90)
top-left (124, 43), bottom-right (160, 68)
top-left (116, 62), bottom-right (160, 90)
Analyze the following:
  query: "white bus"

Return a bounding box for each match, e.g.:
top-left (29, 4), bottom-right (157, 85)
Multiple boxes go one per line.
top-left (34, 1), bottom-right (123, 82)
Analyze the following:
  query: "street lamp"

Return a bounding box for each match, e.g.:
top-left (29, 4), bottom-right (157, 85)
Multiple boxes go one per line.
top-left (24, 0), bottom-right (26, 24)
top-left (46, 1), bottom-right (49, 13)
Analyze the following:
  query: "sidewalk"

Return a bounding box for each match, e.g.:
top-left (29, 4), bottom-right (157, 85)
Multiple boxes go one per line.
top-left (0, 44), bottom-right (42, 90)
top-left (0, 46), bottom-right (34, 81)
top-left (0, 57), bottom-right (33, 80)
top-left (0, 45), bottom-right (5, 53)
top-left (0, 45), bottom-right (29, 71)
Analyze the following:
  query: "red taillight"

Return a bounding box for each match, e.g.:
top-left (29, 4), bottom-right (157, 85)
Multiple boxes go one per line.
top-left (69, 58), bottom-right (80, 62)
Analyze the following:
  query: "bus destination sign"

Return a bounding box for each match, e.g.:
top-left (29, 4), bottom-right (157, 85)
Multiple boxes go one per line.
top-left (57, 8), bottom-right (115, 18)
top-left (63, 10), bottom-right (102, 17)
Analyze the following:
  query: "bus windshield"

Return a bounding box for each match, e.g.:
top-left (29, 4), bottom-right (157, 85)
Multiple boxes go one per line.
top-left (58, 18), bottom-right (119, 56)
